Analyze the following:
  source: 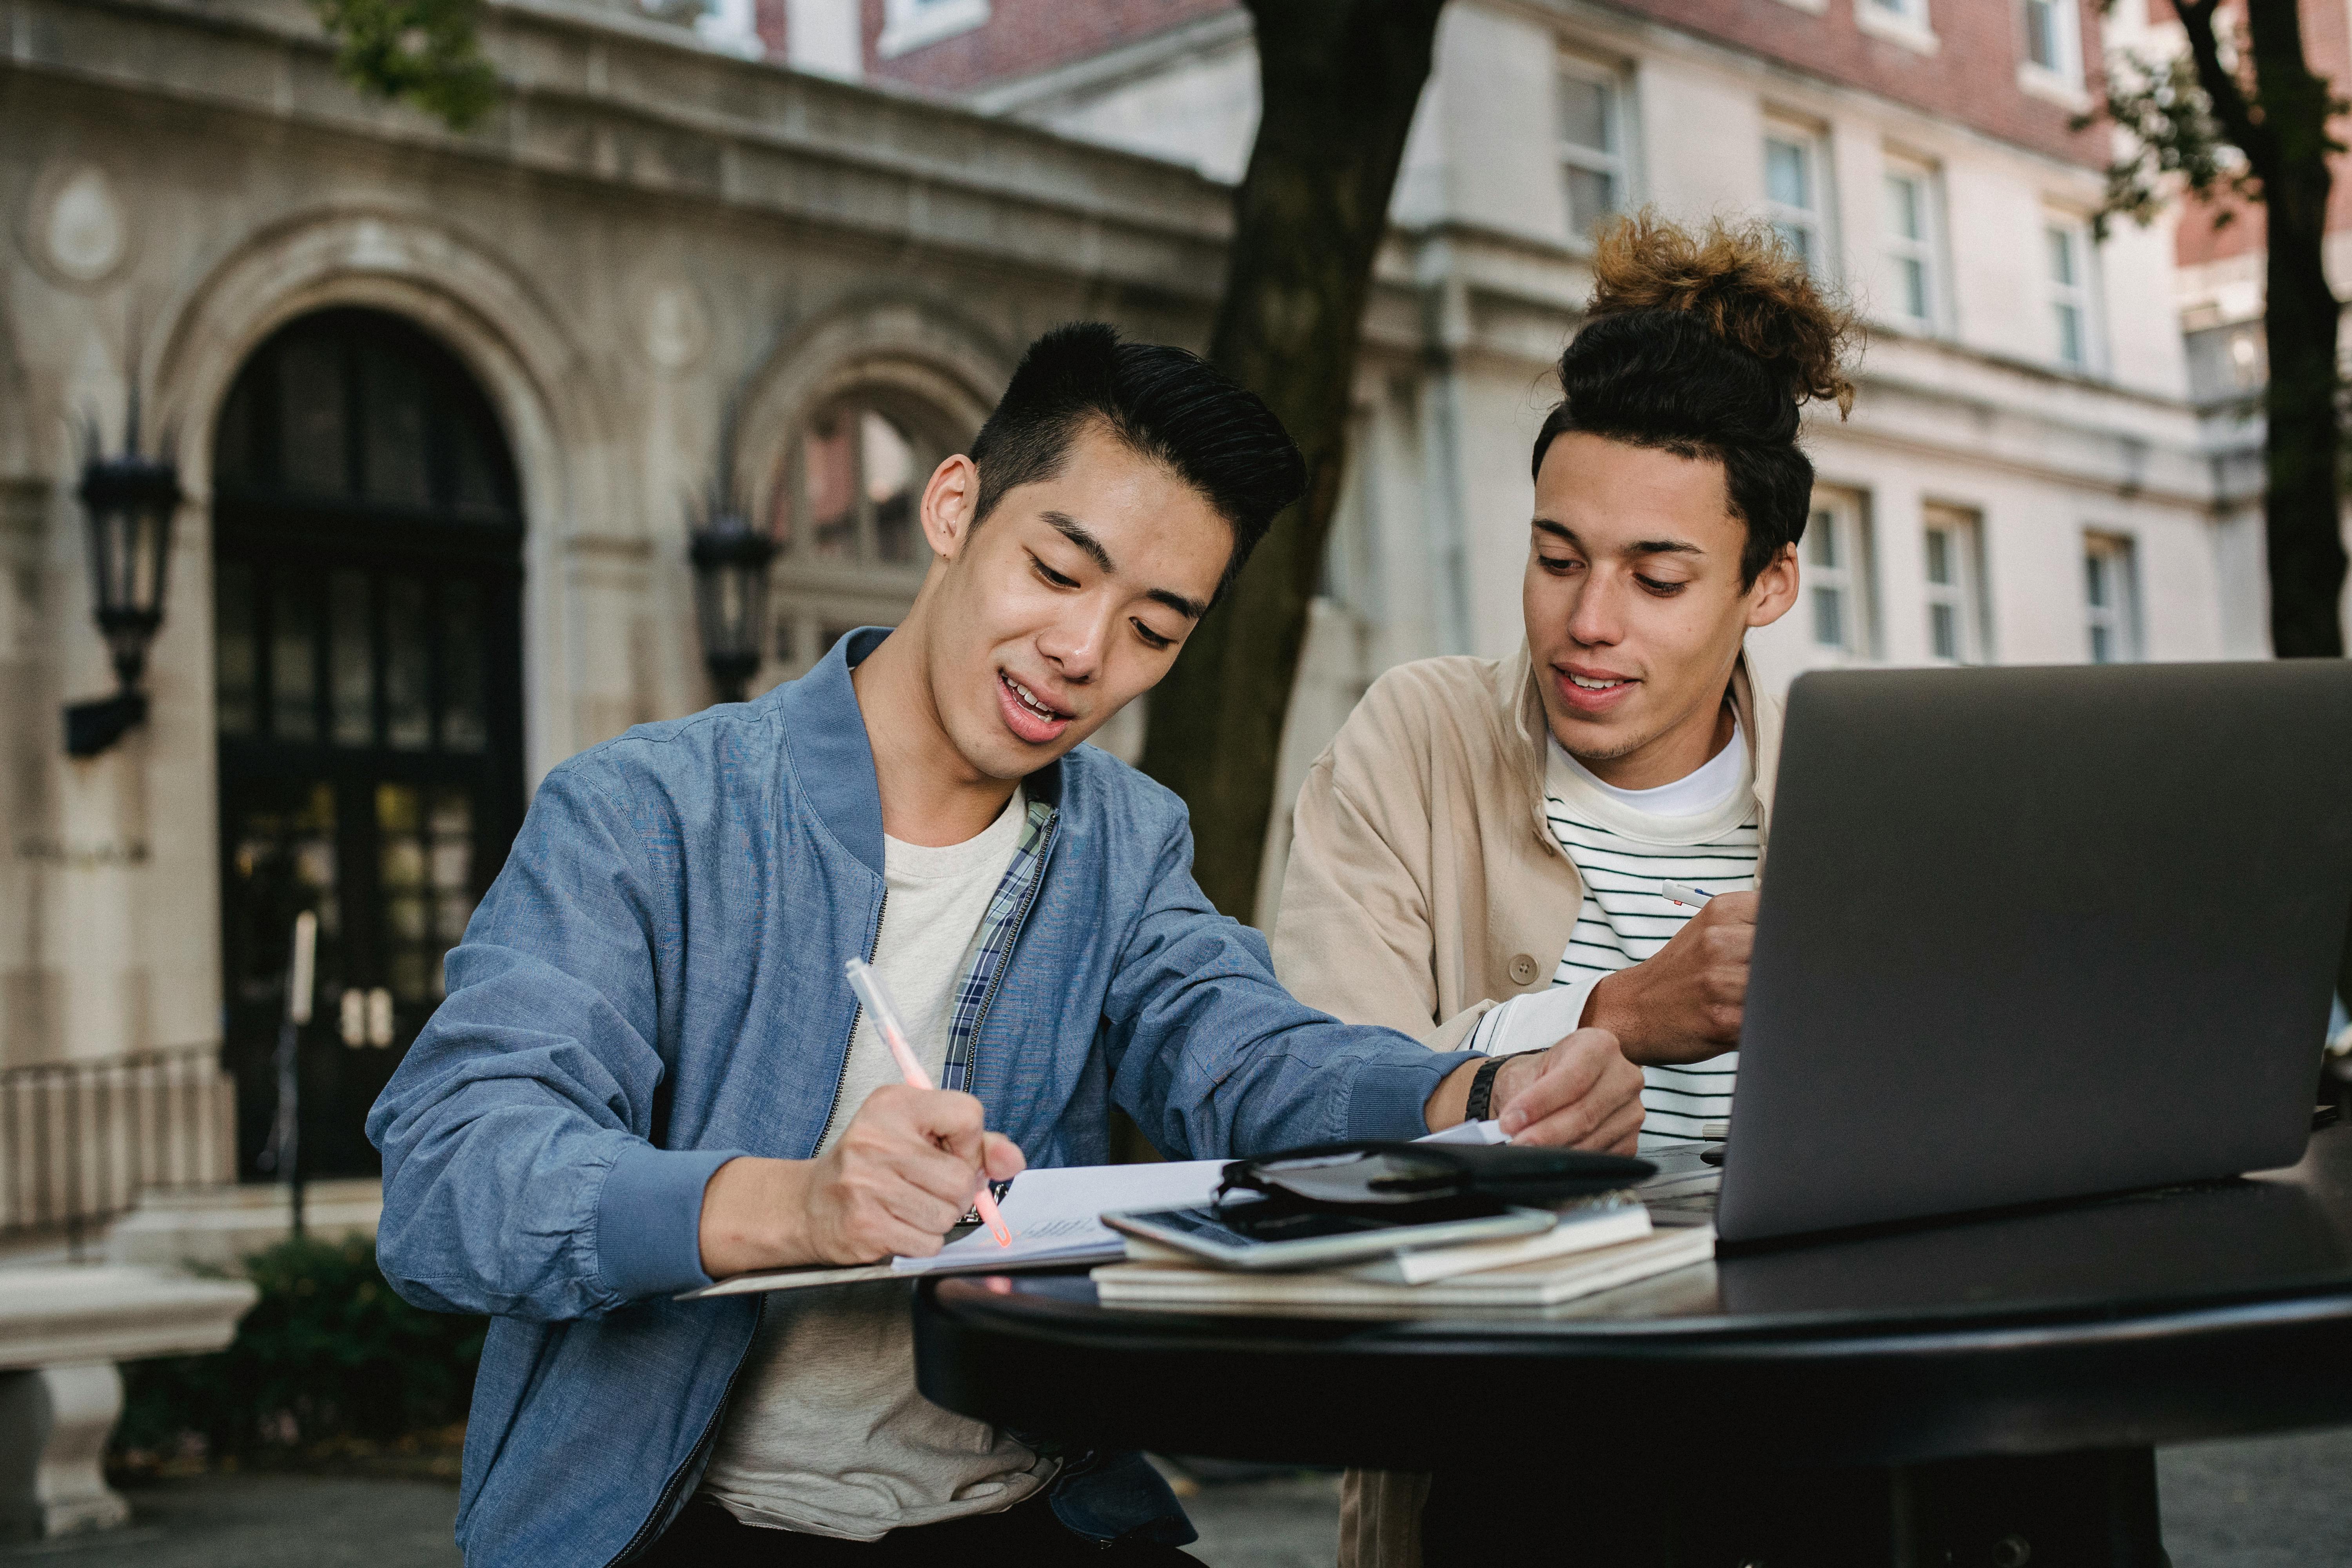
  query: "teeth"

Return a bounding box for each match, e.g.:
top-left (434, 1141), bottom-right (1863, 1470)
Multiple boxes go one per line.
top-left (1006, 676), bottom-right (1057, 719)
top-left (1570, 675), bottom-right (1625, 690)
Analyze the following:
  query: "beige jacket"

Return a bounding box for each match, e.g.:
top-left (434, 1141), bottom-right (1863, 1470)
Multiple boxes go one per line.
top-left (1268, 642), bottom-right (1780, 1568)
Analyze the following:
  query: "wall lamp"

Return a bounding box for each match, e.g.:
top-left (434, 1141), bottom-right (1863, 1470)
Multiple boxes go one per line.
top-left (688, 494), bottom-right (776, 706)
top-left (66, 402), bottom-right (180, 757)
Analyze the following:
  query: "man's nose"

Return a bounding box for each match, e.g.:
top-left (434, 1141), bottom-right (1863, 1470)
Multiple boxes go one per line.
top-left (1565, 575), bottom-right (1627, 648)
top-left (1037, 605), bottom-right (1109, 681)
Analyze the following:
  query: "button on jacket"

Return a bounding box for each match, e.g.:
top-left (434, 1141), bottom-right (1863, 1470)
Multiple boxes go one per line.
top-left (368, 628), bottom-right (1474, 1567)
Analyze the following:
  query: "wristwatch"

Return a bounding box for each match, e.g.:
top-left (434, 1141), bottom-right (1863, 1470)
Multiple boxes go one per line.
top-left (1463, 1054), bottom-right (1509, 1122)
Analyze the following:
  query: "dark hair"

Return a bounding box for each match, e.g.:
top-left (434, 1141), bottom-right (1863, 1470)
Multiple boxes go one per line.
top-left (969, 323), bottom-right (1307, 601)
top-left (1532, 214), bottom-right (1859, 586)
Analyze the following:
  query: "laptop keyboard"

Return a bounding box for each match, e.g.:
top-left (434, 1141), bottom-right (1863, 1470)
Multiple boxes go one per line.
top-left (1639, 1143), bottom-right (1721, 1216)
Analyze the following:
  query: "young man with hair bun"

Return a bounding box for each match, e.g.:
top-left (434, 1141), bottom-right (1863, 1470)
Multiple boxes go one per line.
top-left (1269, 214), bottom-right (1858, 1566)
top-left (368, 323), bottom-right (1646, 1567)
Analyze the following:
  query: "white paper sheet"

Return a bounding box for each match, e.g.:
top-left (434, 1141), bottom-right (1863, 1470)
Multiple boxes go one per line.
top-left (1417, 1118), bottom-right (1509, 1145)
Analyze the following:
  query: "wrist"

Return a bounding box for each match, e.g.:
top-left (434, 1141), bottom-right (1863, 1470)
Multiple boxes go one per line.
top-left (1583, 972), bottom-right (1649, 1065)
top-left (698, 1156), bottom-right (815, 1278)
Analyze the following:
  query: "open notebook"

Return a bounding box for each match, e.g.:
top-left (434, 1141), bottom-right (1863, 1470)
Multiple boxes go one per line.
top-left (678, 1158), bottom-right (1229, 1298)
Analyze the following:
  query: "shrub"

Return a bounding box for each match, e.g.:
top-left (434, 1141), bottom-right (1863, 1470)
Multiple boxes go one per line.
top-left (116, 1234), bottom-right (485, 1462)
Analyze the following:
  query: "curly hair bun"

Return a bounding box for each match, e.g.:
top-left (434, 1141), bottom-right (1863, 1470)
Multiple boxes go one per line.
top-left (1588, 211), bottom-right (1857, 417)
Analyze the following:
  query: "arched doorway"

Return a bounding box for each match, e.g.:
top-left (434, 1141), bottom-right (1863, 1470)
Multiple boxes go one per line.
top-left (212, 307), bottom-right (525, 1180)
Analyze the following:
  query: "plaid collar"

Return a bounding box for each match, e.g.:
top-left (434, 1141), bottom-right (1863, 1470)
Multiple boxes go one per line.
top-left (937, 795), bottom-right (1058, 1094)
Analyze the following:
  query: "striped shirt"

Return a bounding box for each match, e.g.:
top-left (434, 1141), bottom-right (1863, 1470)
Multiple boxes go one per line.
top-left (1472, 726), bottom-right (1758, 1149)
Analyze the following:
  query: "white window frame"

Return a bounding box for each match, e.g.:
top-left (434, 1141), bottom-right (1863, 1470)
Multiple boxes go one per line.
top-left (1764, 124), bottom-right (1833, 277)
top-left (2018, 0), bottom-right (2083, 91)
top-left (1556, 57), bottom-right (1628, 245)
top-left (2044, 216), bottom-right (2098, 372)
top-left (1802, 491), bottom-right (1876, 661)
top-left (1856, 0), bottom-right (1938, 54)
top-left (1881, 157), bottom-right (1944, 333)
top-left (876, 0), bottom-right (989, 59)
top-left (2083, 532), bottom-right (2142, 664)
top-left (1921, 506), bottom-right (1989, 665)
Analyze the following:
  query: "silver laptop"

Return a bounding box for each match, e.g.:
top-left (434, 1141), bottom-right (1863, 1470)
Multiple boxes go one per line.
top-left (1672, 661), bottom-right (2352, 1245)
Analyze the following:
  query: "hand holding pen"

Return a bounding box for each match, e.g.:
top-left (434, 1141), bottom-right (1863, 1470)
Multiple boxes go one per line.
top-left (845, 959), bottom-right (1014, 1247)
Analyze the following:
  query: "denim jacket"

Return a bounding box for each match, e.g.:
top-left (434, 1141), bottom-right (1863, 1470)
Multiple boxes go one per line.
top-left (368, 630), bottom-right (1475, 1566)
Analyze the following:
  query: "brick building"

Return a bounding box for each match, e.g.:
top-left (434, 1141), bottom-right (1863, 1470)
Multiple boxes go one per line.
top-left (0, 0), bottom-right (2283, 1256)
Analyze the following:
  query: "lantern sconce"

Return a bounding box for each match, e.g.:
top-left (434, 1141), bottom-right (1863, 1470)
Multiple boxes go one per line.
top-left (686, 414), bottom-right (777, 706)
top-left (66, 392), bottom-right (181, 757)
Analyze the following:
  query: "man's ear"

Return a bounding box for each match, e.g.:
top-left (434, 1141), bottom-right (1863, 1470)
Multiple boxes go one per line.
top-left (920, 455), bottom-right (982, 561)
top-left (1744, 541), bottom-right (1801, 630)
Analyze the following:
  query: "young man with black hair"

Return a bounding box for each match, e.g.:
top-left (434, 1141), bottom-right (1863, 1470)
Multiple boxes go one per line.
top-left (1270, 216), bottom-right (1854, 1565)
top-left (369, 323), bottom-right (1644, 1567)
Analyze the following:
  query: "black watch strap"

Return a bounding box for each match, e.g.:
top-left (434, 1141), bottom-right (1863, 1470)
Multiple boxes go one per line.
top-left (1463, 1053), bottom-right (1509, 1122)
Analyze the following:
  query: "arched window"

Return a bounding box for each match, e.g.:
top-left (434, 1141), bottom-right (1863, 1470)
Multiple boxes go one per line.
top-left (766, 388), bottom-right (964, 674)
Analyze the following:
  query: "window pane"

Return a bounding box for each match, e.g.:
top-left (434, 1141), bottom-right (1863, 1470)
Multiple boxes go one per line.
top-left (2085, 552), bottom-right (2109, 608)
top-left (2046, 227), bottom-right (2076, 285)
top-left (1930, 602), bottom-right (1959, 661)
top-left (2090, 623), bottom-right (2112, 664)
top-left (330, 570), bottom-right (374, 747)
top-left (1898, 256), bottom-right (1929, 320)
top-left (384, 575), bottom-right (432, 750)
top-left (1766, 140), bottom-right (1812, 210)
top-left (277, 335), bottom-right (347, 497)
top-left (1558, 75), bottom-right (1613, 153)
top-left (270, 573), bottom-right (318, 742)
top-left (2054, 303), bottom-right (2083, 366)
top-left (1565, 166), bottom-right (1617, 236)
top-left (1812, 586), bottom-right (1846, 649)
top-left (1925, 527), bottom-right (1952, 586)
top-left (441, 580), bottom-right (487, 754)
top-left (359, 343), bottom-right (432, 508)
top-left (216, 561), bottom-right (257, 736)
top-left (1775, 223), bottom-right (1815, 270)
top-left (2025, 0), bottom-right (2058, 69)
top-left (1886, 174), bottom-right (1922, 241)
top-left (803, 413), bottom-right (857, 559)
top-left (863, 411), bottom-right (920, 565)
top-left (1805, 515), bottom-right (1838, 568)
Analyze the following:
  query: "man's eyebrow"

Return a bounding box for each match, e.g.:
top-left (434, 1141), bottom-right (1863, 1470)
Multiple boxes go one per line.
top-left (1042, 510), bottom-right (1208, 620)
top-left (1147, 587), bottom-right (1209, 621)
top-left (1043, 511), bottom-right (1114, 573)
top-left (1531, 517), bottom-right (1705, 556)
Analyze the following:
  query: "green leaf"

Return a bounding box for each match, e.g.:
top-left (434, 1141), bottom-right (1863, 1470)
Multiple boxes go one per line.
top-left (310, 0), bottom-right (499, 132)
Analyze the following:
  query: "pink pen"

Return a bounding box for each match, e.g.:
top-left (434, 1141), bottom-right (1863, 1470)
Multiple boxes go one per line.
top-left (844, 958), bottom-right (1012, 1247)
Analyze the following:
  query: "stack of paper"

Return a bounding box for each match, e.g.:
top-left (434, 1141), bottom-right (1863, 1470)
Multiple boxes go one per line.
top-left (681, 1158), bottom-right (1228, 1299)
top-left (1093, 1217), bottom-right (1715, 1316)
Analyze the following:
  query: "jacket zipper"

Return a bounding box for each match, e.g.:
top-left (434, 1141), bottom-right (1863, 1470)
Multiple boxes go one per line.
top-left (962, 811), bottom-right (1058, 1098)
top-left (605, 886), bottom-right (889, 1564)
top-left (810, 887), bottom-right (889, 1156)
top-left (602, 1290), bottom-right (765, 1566)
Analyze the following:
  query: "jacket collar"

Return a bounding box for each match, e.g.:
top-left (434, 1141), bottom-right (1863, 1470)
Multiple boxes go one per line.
top-left (769, 626), bottom-right (1065, 878)
top-left (1504, 640), bottom-right (1782, 853)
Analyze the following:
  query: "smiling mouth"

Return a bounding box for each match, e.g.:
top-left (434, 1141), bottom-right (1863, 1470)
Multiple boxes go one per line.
top-left (1567, 674), bottom-right (1629, 691)
top-left (1002, 673), bottom-right (1071, 722)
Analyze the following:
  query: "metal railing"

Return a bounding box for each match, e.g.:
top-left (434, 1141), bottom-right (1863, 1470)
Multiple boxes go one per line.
top-left (0, 1044), bottom-right (236, 1241)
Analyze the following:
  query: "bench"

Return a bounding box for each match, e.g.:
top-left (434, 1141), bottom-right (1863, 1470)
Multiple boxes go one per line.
top-left (0, 1267), bottom-right (257, 1540)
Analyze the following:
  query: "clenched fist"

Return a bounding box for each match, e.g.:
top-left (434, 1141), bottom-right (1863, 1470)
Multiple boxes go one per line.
top-left (1585, 890), bottom-right (1755, 1065)
top-left (697, 1084), bottom-right (1026, 1278)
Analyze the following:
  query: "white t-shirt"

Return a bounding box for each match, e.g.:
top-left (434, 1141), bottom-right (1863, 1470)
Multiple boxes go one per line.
top-left (701, 787), bottom-right (1057, 1540)
top-left (1468, 724), bottom-right (1760, 1149)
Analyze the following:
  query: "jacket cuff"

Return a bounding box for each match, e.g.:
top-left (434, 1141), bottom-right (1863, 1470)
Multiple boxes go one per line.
top-left (597, 1142), bottom-right (747, 1300)
top-left (1346, 1051), bottom-right (1482, 1140)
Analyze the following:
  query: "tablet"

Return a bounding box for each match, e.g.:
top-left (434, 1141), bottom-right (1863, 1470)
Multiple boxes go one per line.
top-left (1102, 1198), bottom-right (1554, 1272)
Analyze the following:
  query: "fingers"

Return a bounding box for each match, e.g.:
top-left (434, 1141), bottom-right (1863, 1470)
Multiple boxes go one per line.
top-left (981, 1132), bottom-right (1027, 1183)
top-left (1500, 1031), bottom-right (1645, 1148)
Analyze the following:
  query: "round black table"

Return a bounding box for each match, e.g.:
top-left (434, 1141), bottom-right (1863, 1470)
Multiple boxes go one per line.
top-left (916, 1124), bottom-right (2352, 1566)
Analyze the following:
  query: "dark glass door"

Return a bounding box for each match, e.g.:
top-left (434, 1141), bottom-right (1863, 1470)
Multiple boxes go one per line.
top-left (213, 308), bottom-right (526, 1179)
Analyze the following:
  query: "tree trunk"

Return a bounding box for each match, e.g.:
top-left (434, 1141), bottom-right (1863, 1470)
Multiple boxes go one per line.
top-left (1136, 0), bottom-right (1449, 921)
top-left (2241, 0), bottom-right (2348, 660)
